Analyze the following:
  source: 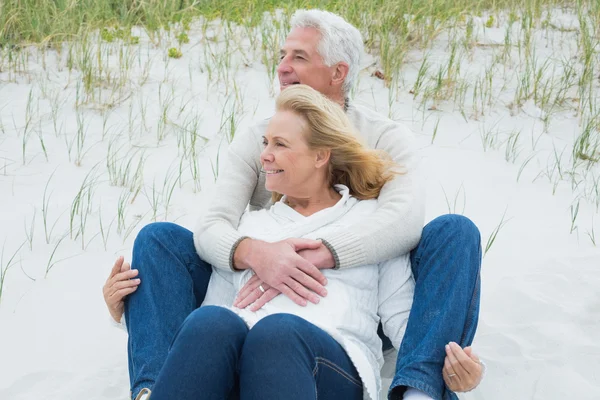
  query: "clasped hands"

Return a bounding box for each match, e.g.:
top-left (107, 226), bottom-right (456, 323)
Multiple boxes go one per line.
top-left (233, 238), bottom-right (333, 311)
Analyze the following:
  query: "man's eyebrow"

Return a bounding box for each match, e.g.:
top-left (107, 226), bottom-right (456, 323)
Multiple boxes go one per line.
top-left (279, 49), bottom-right (309, 57)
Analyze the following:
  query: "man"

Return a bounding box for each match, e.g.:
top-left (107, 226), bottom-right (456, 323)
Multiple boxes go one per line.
top-left (111, 9), bottom-right (483, 400)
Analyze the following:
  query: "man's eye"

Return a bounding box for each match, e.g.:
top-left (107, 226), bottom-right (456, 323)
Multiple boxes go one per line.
top-left (276, 142), bottom-right (284, 147)
top-left (262, 140), bottom-right (268, 146)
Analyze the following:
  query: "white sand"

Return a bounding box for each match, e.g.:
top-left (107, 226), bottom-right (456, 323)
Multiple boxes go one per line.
top-left (1, 9), bottom-right (599, 400)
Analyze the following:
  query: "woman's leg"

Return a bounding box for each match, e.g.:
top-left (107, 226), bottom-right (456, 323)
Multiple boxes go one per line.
top-left (124, 222), bottom-right (213, 399)
top-left (151, 306), bottom-right (248, 400)
top-left (239, 314), bottom-right (363, 400)
top-left (388, 214), bottom-right (482, 400)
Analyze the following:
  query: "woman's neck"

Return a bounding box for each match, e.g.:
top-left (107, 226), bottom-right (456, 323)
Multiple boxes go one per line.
top-left (284, 186), bottom-right (342, 217)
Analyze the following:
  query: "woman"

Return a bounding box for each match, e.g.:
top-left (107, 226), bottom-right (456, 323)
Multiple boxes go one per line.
top-left (104, 84), bottom-right (484, 400)
top-left (151, 84), bottom-right (410, 400)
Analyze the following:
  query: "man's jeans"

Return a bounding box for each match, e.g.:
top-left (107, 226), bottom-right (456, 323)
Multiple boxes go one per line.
top-left (125, 214), bottom-right (481, 400)
top-left (150, 306), bottom-right (363, 400)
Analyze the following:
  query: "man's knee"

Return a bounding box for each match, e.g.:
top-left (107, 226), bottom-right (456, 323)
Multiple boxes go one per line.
top-left (425, 214), bottom-right (481, 247)
top-left (134, 222), bottom-right (190, 250)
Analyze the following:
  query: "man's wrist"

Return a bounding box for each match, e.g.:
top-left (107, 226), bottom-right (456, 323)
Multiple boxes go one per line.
top-left (232, 237), bottom-right (254, 271)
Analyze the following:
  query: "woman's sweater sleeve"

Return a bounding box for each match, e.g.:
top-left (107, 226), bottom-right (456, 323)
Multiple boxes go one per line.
top-left (193, 126), bottom-right (262, 272)
top-left (318, 122), bottom-right (426, 269)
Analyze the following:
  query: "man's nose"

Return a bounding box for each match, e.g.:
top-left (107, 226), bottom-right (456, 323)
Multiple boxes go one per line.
top-left (277, 56), bottom-right (292, 74)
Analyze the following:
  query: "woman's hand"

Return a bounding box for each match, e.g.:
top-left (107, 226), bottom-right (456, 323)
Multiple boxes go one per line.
top-left (443, 342), bottom-right (484, 392)
top-left (233, 274), bottom-right (282, 311)
top-left (103, 256), bottom-right (140, 323)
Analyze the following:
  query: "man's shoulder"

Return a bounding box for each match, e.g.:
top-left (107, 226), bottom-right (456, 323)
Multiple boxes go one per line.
top-left (246, 117), bottom-right (272, 137)
top-left (349, 103), bottom-right (413, 139)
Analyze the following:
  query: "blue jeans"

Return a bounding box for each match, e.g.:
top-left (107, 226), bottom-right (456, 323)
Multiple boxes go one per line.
top-left (125, 214), bottom-right (481, 400)
top-left (150, 307), bottom-right (363, 399)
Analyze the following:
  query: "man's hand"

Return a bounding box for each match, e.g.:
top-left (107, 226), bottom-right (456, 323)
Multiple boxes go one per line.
top-left (443, 342), bottom-right (484, 392)
top-left (297, 242), bottom-right (335, 269)
top-left (234, 238), bottom-right (328, 306)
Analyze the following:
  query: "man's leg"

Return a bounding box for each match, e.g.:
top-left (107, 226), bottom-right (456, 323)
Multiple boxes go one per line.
top-left (240, 314), bottom-right (363, 400)
top-left (124, 222), bottom-right (212, 399)
top-left (150, 306), bottom-right (247, 400)
top-left (389, 214), bottom-right (482, 400)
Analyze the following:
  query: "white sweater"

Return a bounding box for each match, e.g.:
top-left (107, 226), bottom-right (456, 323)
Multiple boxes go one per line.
top-left (202, 185), bottom-right (415, 400)
top-left (194, 102), bottom-right (425, 272)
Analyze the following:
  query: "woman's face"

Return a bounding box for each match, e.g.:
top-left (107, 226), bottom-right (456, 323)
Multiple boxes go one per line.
top-left (260, 110), bottom-right (326, 197)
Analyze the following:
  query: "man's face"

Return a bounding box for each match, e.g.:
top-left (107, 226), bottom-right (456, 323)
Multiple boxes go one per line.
top-left (277, 27), bottom-right (337, 98)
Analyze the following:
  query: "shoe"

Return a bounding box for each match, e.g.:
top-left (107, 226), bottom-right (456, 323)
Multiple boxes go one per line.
top-left (134, 388), bottom-right (151, 400)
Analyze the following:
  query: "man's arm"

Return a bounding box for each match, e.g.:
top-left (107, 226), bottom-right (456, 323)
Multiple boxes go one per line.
top-left (193, 126), bottom-right (262, 271)
top-left (318, 123), bottom-right (425, 269)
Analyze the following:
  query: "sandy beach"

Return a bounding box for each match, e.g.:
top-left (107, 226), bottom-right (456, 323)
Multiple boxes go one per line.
top-left (0, 7), bottom-right (599, 400)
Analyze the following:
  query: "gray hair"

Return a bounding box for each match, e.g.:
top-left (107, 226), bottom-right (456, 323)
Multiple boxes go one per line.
top-left (290, 9), bottom-right (364, 98)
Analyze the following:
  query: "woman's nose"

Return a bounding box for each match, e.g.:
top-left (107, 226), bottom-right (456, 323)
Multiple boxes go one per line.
top-left (260, 147), bottom-right (274, 164)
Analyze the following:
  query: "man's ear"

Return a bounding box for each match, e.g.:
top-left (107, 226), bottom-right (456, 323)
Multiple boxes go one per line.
top-left (332, 62), bottom-right (350, 87)
top-left (315, 149), bottom-right (331, 168)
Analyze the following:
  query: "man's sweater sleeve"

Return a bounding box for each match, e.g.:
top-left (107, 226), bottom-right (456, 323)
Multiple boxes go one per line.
top-left (193, 127), bottom-right (261, 271)
top-left (319, 123), bottom-right (425, 269)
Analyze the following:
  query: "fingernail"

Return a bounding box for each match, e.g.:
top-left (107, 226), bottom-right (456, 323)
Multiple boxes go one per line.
top-left (445, 345), bottom-right (450, 351)
top-left (313, 297), bottom-right (320, 304)
top-left (134, 279), bottom-right (140, 283)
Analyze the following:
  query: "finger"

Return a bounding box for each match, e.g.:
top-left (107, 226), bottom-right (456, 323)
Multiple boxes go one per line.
top-left (443, 356), bottom-right (460, 388)
top-left (111, 278), bottom-right (141, 293)
top-left (296, 258), bottom-right (328, 288)
top-left (120, 260), bottom-right (131, 273)
top-left (450, 342), bottom-right (480, 375)
top-left (249, 288), bottom-right (280, 311)
top-left (285, 276), bottom-right (320, 304)
top-left (446, 343), bottom-right (470, 378)
top-left (234, 275), bottom-right (261, 305)
top-left (277, 283), bottom-right (307, 307)
top-left (288, 238), bottom-right (323, 252)
top-left (109, 269), bottom-right (139, 286)
top-left (107, 256), bottom-right (124, 281)
top-left (236, 284), bottom-right (267, 309)
top-left (290, 270), bottom-right (323, 303)
top-left (110, 286), bottom-right (138, 302)
top-left (464, 346), bottom-right (481, 364)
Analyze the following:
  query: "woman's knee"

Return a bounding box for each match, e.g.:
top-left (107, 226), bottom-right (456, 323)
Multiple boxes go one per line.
top-left (244, 314), bottom-right (311, 353)
top-left (174, 306), bottom-right (247, 347)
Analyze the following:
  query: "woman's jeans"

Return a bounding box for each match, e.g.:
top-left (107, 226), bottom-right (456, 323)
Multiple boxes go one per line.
top-left (125, 214), bottom-right (481, 400)
top-left (150, 307), bottom-right (363, 400)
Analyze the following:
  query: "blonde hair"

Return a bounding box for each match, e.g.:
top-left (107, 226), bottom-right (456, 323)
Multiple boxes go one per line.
top-left (271, 85), bottom-right (400, 202)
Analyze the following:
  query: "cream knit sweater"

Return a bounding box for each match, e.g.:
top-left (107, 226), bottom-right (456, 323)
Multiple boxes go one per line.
top-left (193, 102), bottom-right (425, 271)
top-left (202, 185), bottom-right (415, 400)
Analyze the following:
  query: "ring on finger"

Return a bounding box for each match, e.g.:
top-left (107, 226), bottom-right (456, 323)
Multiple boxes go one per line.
top-left (259, 284), bottom-right (265, 293)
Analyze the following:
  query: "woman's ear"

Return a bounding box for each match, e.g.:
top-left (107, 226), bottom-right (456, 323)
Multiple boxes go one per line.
top-left (315, 149), bottom-right (331, 169)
